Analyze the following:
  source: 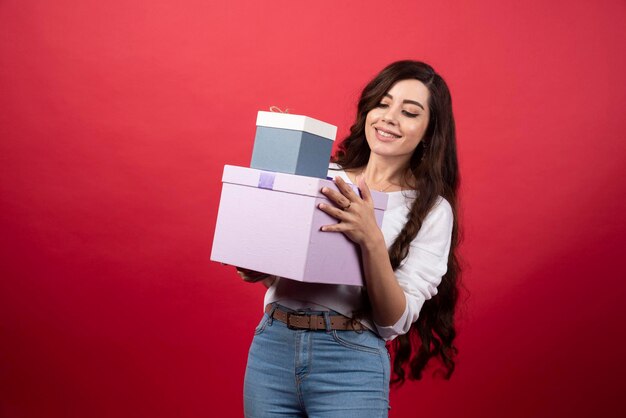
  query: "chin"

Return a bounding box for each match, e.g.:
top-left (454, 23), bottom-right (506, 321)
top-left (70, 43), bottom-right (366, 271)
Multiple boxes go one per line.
top-left (369, 146), bottom-right (398, 157)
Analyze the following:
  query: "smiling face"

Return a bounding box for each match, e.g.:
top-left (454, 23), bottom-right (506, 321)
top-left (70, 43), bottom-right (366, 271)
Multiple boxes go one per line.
top-left (364, 79), bottom-right (430, 163)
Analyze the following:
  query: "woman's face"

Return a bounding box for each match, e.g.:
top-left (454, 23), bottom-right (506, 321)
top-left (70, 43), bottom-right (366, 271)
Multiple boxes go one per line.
top-left (364, 79), bottom-right (430, 162)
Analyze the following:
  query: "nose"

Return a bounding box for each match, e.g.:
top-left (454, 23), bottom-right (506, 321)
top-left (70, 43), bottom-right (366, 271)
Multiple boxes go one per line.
top-left (381, 105), bottom-right (399, 125)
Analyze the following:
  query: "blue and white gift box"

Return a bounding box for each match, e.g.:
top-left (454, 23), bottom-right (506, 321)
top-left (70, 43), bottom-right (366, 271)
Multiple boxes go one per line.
top-left (250, 111), bottom-right (337, 179)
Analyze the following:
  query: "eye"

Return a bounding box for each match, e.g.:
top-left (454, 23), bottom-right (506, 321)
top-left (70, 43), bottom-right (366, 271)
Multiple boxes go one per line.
top-left (402, 110), bottom-right (419, 118)
top-left (376, 101), bottom-right (390, 108)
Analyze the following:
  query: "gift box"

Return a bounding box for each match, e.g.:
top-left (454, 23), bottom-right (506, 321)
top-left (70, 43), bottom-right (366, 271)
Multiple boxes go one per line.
top-left (211, 165), bottom-right (388, 286)
top-left (250, 111), bottom-right (337, 179)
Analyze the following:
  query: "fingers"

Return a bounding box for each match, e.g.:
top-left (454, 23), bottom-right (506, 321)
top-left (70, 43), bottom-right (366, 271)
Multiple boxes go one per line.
top-left (318, 202), bottom-right (348, 220)
top-left (236, 267), bottom-right (270, 282)
top-left (320, 177), bottom-right (360, 209)
top-left (318, 176), bottom-right (375, 236)
top-left (334, 176), bottom-right (360, 201)
top-left (356, 175), bottom-right (373, 204)
top-left (320, 222), bottom-right (346, 232)
top-left (321, 186), bottom-right (351, 209)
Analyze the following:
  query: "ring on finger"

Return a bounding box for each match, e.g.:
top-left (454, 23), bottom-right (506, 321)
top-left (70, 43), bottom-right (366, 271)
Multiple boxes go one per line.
top-left (342, 202), bottom-right (351, 211)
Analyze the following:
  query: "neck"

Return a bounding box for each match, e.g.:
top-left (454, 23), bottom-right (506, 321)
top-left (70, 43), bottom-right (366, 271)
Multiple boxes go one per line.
top-left (361, 154), bottom-right (412, 190)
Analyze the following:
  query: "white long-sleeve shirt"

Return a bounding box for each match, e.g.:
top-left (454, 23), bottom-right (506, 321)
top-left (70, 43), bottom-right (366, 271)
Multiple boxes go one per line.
top-left (263, 164), bottom-right (454, 341)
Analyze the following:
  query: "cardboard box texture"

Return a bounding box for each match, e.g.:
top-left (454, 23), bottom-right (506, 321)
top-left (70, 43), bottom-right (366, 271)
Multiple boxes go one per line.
top-left (211, 165), bottom-right (388, 286)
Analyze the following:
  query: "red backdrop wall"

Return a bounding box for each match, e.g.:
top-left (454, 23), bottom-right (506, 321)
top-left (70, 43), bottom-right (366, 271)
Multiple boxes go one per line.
top-left (2, 1), bottom-right (625, 417)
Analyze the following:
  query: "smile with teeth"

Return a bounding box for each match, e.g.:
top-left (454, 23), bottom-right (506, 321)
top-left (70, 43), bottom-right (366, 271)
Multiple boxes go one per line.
top-left (376, 128), bottom-right (401, 139)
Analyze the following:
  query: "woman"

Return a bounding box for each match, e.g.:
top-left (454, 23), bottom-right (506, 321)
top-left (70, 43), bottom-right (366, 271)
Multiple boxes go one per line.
top-left (239, 60), bottom-right (461, 417)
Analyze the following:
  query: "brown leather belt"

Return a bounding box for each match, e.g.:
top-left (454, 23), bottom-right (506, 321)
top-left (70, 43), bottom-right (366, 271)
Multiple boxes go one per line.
top-left (265, 304), bottom-right (365, 331)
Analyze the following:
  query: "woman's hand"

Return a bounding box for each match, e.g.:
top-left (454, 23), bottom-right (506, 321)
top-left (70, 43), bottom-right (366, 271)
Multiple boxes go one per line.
top-left (236, 267), bottom-right (271, 283)
top-left (318, 176), bottom-right (383, 247)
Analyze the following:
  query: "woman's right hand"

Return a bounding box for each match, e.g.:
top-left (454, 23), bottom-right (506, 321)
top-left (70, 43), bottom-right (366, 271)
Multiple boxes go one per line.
top-left (236, 267), bottom-right (271, 283)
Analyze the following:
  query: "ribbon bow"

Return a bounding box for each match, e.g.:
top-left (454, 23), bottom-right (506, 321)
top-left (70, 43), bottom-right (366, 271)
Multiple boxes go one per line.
top-left (269, 106), bottom-right (290, 114)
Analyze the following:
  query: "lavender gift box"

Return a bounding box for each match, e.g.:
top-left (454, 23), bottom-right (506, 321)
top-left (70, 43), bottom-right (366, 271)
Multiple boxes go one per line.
top-left (210, 165), bottom-right (388, 286)
top-left (250, 111), bottom-right (337, 179)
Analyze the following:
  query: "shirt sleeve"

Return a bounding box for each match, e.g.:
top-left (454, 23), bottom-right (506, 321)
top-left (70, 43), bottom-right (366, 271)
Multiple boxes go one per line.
top-left (374, 197), bottom-right (454, 341)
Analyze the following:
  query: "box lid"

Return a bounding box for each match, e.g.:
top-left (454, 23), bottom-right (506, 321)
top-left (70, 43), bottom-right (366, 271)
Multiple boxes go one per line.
top-left (222, 165), bottom-right (388, 210)
top-left (256, 111), bottom-right (337, 141)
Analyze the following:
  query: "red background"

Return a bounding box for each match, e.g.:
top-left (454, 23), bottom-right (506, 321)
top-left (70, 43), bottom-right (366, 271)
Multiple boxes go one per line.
top-left (2, 1), bottom-right (625, 417)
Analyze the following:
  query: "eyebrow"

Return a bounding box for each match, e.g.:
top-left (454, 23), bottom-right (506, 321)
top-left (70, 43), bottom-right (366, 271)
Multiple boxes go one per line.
top-left (384, 93), bottom-right (425, 110)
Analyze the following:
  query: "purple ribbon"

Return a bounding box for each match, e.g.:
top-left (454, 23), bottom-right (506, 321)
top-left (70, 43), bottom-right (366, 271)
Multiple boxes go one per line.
top-left (258, 172), bottom-right (276, 190)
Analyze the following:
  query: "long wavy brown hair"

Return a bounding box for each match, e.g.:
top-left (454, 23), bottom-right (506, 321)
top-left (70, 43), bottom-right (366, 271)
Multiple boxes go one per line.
top-left (333, 60), bottom-right (461, 384)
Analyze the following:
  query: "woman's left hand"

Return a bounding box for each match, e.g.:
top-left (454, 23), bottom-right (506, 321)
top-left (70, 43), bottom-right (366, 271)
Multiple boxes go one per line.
top-left (318, 176), bottom-right (382, 246)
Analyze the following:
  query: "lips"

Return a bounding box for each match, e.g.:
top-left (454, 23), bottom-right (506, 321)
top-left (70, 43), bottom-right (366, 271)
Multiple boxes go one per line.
top-left (374, 127), bottom-right (401, 142)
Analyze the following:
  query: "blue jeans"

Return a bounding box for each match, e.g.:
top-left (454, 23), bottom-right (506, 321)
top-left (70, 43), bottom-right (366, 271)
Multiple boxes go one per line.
top-left (244, 305), bottom-right (391, 417)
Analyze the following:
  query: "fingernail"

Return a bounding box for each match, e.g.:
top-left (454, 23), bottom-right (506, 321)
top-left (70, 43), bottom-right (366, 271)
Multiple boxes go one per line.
top-left (322, 187), bottom-right (329, 193)
top-left (318, 203), bottom-right (325, 209)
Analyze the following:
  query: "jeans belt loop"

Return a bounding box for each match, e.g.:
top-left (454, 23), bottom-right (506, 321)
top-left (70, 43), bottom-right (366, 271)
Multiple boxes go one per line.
top-left (267, 303), bottom-right (277, 326)
top-left (323, 311), bottom-right (331, 332)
